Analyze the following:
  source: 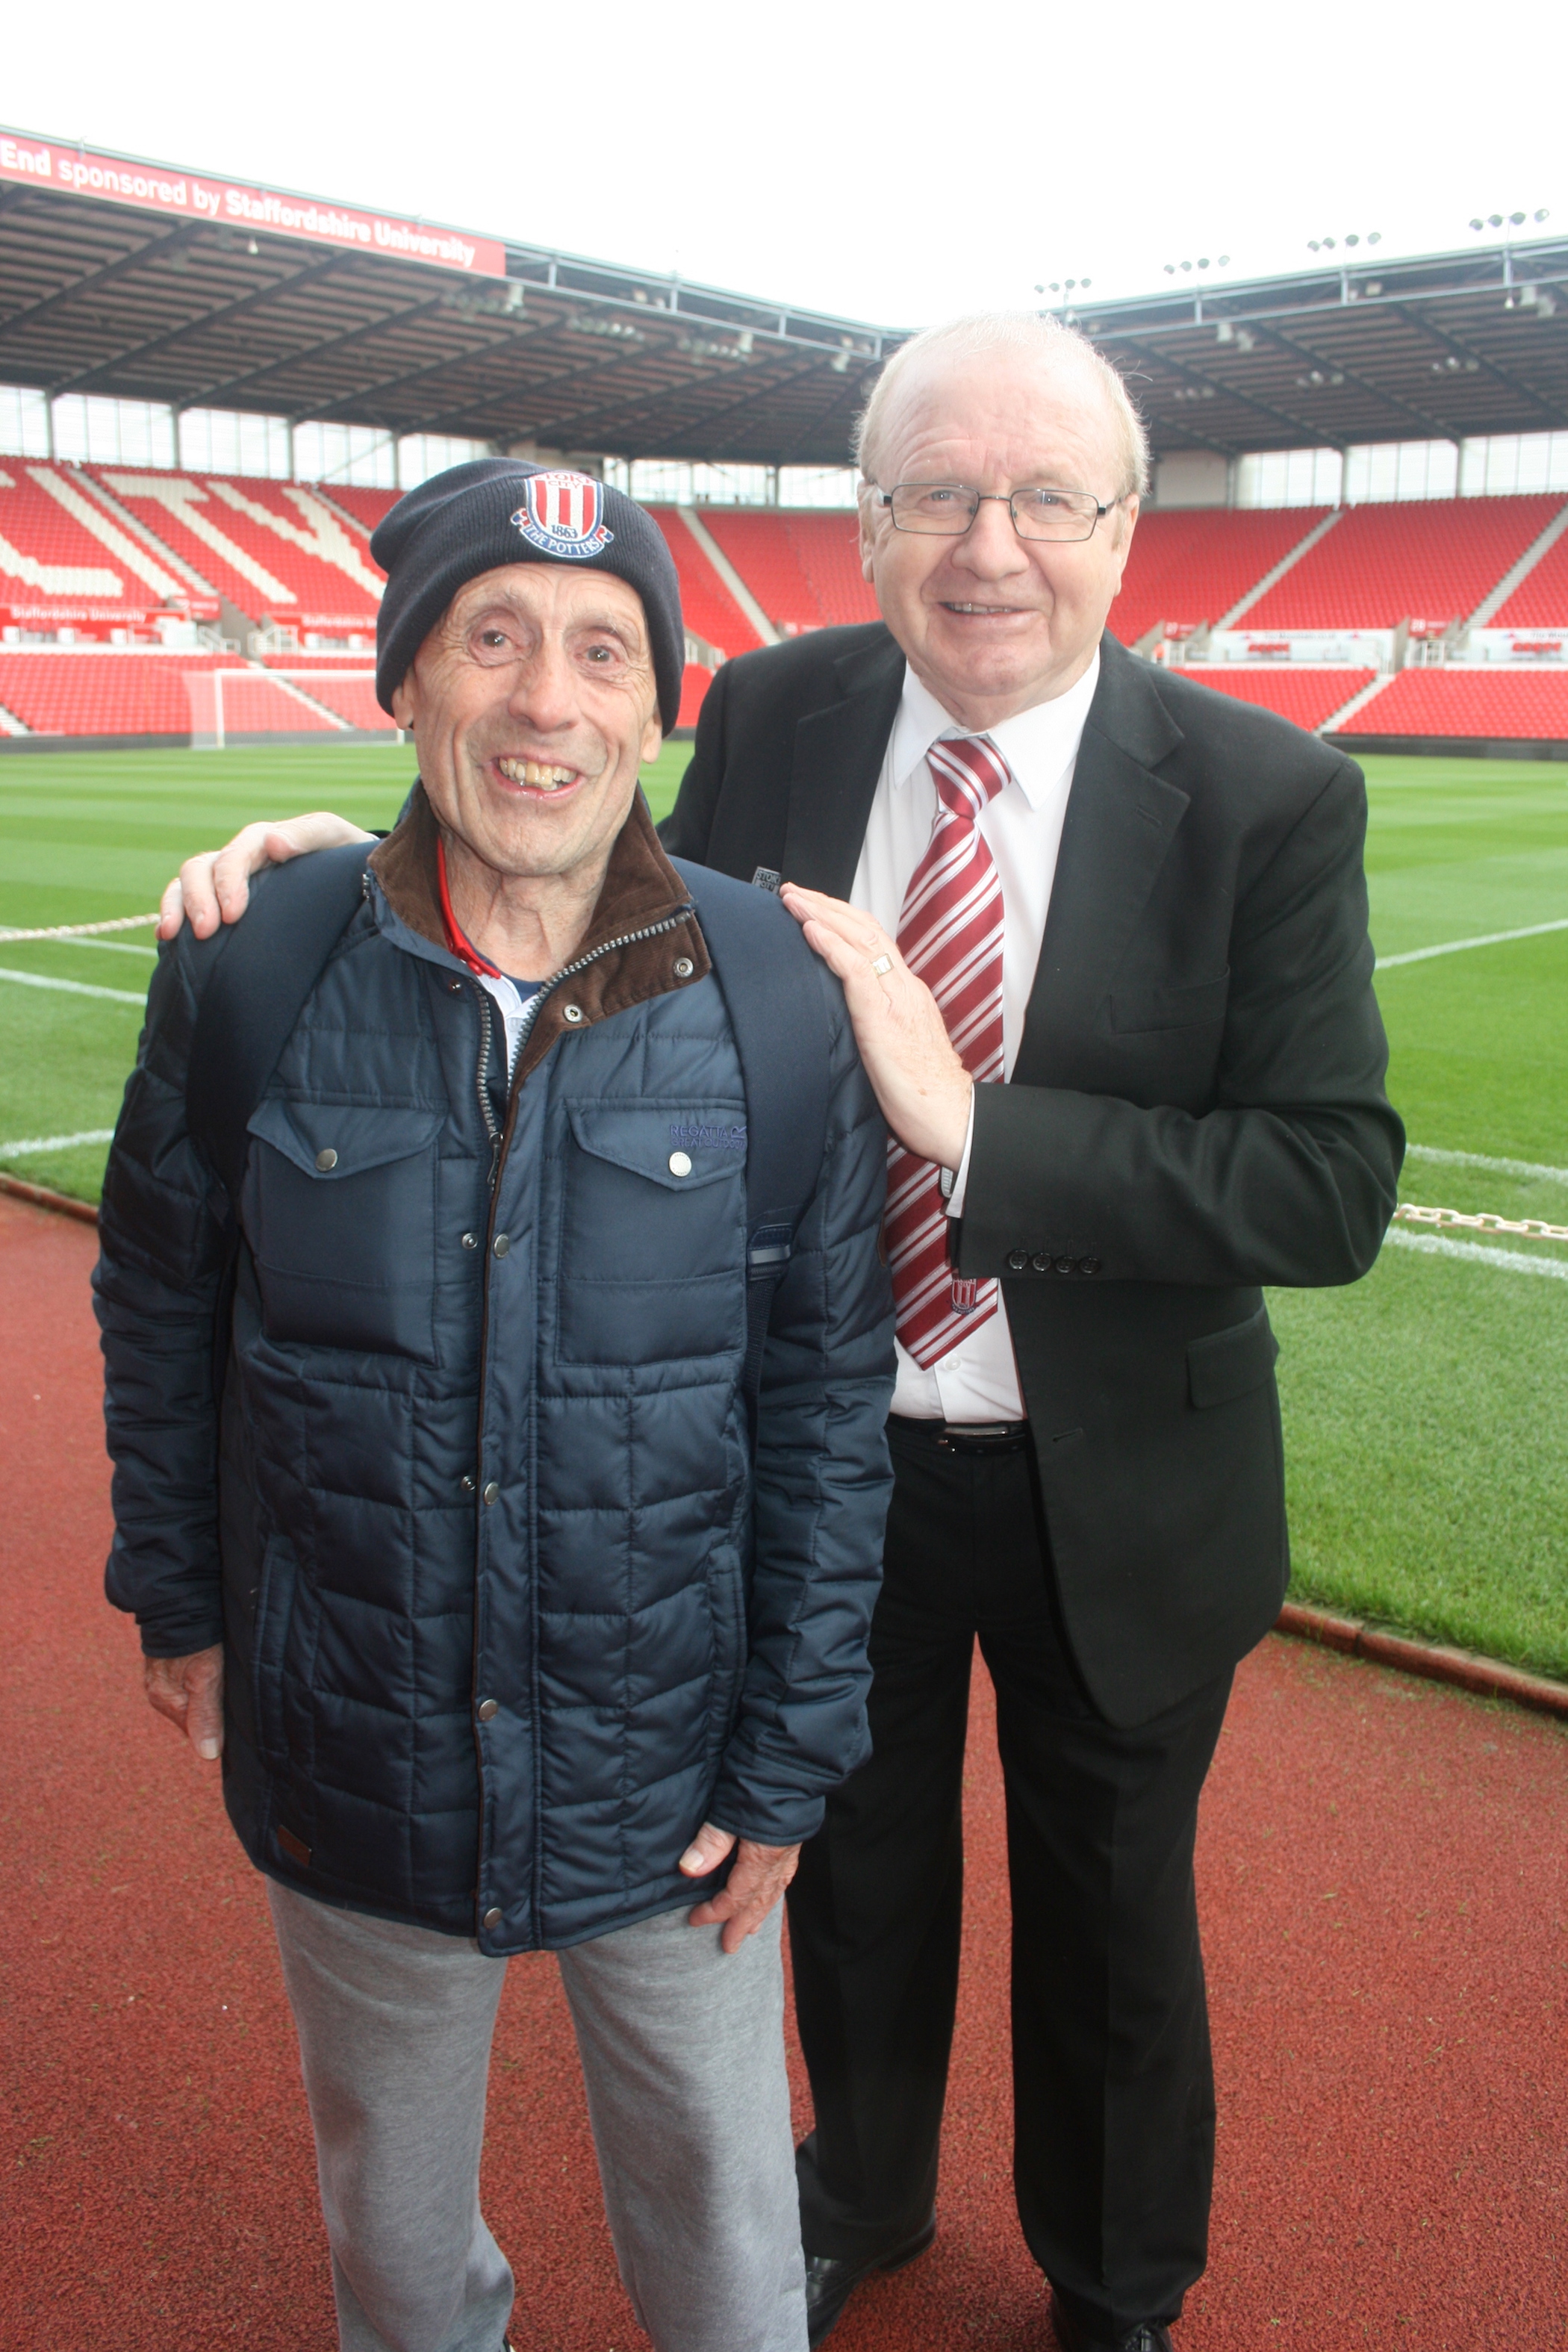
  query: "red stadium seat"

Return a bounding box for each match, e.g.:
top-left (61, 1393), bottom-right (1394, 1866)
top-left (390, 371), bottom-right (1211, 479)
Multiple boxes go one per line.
top-left (0, 462), bottom-right (196, 631)
top-left (645, 509), bottom-right (764, 662)
top-left (1175, 667), bottom-right (1375, 730)
top-left (1111, 508), bottom-right (1331, 644)
top-left (1244, 497), bottom-right (1562, 631)
top-left (85, 468), bottom-right (387, 627)
top-left (316, 485), bottom-right (402, 536)
top-left (1328, 666), bottom-right (1568, 740)
top-left (1492, 514), bottom-right (1568, 627)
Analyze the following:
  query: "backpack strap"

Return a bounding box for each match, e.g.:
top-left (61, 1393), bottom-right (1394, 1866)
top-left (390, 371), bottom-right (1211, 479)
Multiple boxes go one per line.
top-left (670, 858), bottom-right (833, 1442)
top-left (186, 841), bottom-right (373, 1201)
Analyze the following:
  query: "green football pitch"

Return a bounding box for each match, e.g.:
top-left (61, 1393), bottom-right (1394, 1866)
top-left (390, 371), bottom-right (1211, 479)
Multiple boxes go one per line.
top-left (3, 741), bottom-right (1566, 1676)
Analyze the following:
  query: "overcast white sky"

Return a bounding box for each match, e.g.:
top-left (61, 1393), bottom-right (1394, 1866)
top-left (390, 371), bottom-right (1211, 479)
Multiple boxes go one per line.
top-left (7, 0), bottom-right (1567, 327)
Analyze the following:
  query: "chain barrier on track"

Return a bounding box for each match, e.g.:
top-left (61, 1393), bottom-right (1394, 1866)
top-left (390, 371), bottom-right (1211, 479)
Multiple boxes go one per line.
top-left (1396, 1201), bottom-right (1568, 1244)
top-left (0, 914), bottom-right (161, 942)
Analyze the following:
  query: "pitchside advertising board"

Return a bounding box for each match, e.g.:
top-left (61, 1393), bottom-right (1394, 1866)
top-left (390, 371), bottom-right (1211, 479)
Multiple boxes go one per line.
top-left (0, 130), bottom-right (506, 276)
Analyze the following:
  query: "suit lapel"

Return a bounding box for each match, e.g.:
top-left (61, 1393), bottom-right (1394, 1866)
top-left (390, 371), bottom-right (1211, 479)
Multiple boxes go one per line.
top-left (1014, 638), bottom-right (1190, 1086)
top-left (780, 627), bottom-right (904, 896)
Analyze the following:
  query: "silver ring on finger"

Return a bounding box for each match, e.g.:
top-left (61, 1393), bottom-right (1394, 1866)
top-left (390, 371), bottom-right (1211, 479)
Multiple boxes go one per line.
top-left (870, 953), bottom-right (892, 976)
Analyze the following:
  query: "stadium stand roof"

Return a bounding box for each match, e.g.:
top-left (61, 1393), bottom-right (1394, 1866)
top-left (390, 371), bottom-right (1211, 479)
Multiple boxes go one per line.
top-left (7, 128), bottom-right (1568, 473)
top-left (0, 127), bottom-right (899, 468)
top-left (1065, 240), bottom-right (1568, 459)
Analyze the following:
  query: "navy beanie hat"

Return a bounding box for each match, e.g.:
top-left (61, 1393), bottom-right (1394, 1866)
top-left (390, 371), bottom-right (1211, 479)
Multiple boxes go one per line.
top-left (371, 458), bottom-right (685, 732)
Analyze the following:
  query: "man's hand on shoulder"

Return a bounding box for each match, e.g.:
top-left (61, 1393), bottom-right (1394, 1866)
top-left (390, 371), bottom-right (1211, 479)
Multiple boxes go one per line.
top-left (158, 812), bottom-right (373, 942)
top-left (781, 883), bottom-right (972, 1171)
top-left (679, 1822), bottom-right (800, 1954)
top-left (143, 1645), bottom-right (225, 1761)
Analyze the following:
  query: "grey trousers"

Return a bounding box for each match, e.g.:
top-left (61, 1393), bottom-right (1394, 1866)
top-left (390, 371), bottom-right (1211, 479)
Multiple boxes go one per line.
top-left (267, 1881), bottom-right (808, 2352)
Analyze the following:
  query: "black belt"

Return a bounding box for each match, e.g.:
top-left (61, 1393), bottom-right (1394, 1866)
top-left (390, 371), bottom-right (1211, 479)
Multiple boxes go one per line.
top-left (889, 1413), bottom-right (1032, 1456)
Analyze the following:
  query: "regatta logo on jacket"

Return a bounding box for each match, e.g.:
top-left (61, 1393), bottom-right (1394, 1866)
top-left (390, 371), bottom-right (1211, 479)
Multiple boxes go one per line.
top-left (669, 1122), bottom-right (747, 1154)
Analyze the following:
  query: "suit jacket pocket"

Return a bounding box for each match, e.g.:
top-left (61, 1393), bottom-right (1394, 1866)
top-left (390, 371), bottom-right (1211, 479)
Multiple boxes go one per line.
top-left (1187, 1302), bottom-right (1279, 1410)
top-left (1112, 971), bottom-right (1231, 1035)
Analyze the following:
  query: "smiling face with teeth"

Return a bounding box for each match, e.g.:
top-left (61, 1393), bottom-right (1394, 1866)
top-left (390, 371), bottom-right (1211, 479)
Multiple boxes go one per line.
top-left (389, 562), bottom-right (662, 972)
top-left (857, 346), bottom-right (1139, 733)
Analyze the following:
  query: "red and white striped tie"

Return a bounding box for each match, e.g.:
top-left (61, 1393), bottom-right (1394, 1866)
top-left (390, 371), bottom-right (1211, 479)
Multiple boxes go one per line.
top-left (886, 733), bottom-right (1009, 1368)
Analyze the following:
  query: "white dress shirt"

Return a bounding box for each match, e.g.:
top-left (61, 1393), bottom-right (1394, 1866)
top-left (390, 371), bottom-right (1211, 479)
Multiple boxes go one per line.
top-left (849, 651), bottom-right (1101, 1422)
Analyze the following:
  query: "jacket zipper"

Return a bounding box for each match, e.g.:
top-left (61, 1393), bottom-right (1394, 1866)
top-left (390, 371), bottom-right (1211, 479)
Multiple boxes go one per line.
top-left (467, 897), bottom-right (694, 1941)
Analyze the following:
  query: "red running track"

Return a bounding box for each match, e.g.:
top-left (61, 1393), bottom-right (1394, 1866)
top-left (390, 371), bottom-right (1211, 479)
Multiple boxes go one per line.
top-left (2, 1192), bottom-right (1564, 2350)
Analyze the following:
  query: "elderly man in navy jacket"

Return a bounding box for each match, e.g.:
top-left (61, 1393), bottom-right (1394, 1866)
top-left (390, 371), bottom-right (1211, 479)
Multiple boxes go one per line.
top-left (96, 463), bottom-right (895, 2352)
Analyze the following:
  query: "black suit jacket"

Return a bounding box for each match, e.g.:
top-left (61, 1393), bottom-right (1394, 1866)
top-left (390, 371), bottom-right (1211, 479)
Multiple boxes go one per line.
top-left (662, 623), bottom-right (1402, 1726)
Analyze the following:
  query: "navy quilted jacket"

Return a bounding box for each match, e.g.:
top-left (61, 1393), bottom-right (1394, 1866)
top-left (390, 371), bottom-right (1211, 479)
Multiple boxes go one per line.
top-left (95, 791), bottom-right (895, 1955)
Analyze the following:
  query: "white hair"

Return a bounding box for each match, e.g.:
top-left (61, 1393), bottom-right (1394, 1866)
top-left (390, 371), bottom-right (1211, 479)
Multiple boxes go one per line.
top-left (853, 309), bottom-right (1151, 503)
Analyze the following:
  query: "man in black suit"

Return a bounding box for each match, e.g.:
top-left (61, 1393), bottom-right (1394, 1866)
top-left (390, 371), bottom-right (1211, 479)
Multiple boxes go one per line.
top-left (164, 312), bottom-right (1399, 2352)
top-left (658, 314), bottom-right (1400, 2351)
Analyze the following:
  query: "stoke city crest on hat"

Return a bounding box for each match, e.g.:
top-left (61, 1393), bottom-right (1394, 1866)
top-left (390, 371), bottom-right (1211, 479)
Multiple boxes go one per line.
top-left (511, 470), bottom-right (615, 561)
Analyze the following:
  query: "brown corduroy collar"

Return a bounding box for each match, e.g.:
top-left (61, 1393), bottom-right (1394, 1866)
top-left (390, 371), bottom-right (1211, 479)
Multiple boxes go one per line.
top-left (368, 780), bottom-right (711, 1087)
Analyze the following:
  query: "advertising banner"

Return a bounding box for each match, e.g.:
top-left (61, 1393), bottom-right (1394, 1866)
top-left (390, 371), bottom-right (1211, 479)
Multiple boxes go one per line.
top-left (0, 130), bottom-right (506, 278)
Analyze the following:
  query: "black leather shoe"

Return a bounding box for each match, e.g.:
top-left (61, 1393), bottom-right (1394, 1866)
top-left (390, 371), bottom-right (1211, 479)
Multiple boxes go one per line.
top-left (1049, 2289), bottom-right (1175, 2352)
top-left (803, 2215), bottom-right (936, 2346)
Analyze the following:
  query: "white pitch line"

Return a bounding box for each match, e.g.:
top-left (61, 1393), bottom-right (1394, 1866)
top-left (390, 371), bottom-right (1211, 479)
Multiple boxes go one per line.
top-left (1405, 1143), bottom-right (1568, 1185)
top-left (0, 1127), bottom-right (116, 1157)
top-left (1382, 1226), bottom-right (1568, 1281)
top-left (0, 966), bottom-right (145, 1004)
top-left (1378, 917), bottom-right (1568, 968)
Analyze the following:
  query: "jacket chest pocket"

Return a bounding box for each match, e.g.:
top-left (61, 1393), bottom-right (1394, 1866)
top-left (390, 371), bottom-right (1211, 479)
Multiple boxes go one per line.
top-left (556, 1101), bottom-right (747, 1366)
top-left (244, 1098), bottom-right (446, 1362)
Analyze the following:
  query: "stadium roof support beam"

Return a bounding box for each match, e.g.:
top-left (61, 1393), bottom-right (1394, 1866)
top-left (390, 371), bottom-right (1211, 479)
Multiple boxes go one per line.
top-left (181, 289), bottom-right (455, 413)
top-left (369, 340), bottom-right (661, 447)
top-left (49, 249), bottom-right (352, 399)
top-left (1390, 303), bottom-right (1568, 431)
top-left (771, 362), bottom-right (881, 466)
top-left (1107, 336), bottom-right (1337, 452)
top-left (291, 320), bottom-right (543, 429)
top-left (1239, 320), bottom-right (1468, 445)
top-left (518, 349), bottom-right (839, 457)
top-left (0, 218), bottom-right (205, 355)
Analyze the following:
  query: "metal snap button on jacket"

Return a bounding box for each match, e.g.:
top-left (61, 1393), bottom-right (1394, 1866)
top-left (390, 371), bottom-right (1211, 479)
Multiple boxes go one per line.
top-left (561, 1004), bottom-right (584, 1024)
top-left (668, 1151), bottom-right (693, 1177)
top-left (492, 1233), bottom-right (510, 1258)
top-left (314, 1148), bottom-right (337, 1172)
top-left (673, 956), bottom-right (694, 979)
top-left (461, 1231), bottom-right (479, 1249)
top-left (460, 1473), bottom-right (476, 1494)
top-left (476, 1699), bottom-right (498, 1722)
top-left (482, 1907), bottom-right (503, 1930)
top-left (482, 1481), bottom-right (500, 1506)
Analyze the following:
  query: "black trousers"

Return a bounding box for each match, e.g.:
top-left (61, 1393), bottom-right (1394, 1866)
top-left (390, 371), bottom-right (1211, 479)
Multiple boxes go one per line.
top-left (788, 1416), bottom-right (1232, 2341)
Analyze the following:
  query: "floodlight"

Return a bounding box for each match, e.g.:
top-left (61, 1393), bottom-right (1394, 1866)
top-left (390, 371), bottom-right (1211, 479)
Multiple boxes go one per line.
top-left (1219, 255), bottom-right (1231, 265)
top-left (1236, 328), bottom-right (1256, 352)
top-left (1511, 211), bottom-right (1526, 225)
top-left (1198, 257), bottom-right (1210, 269)
top-left (1489, 214), bottom-right (1503, 227)
top-left (1538, 293), bottom-right (1558, 318)
top-left (1163, 264), bottom-right (1176, 275)
top-left (1469, 218), bottom-right (1484, 231)
top-left (1082, 277), bottom-right (1092, 288)
top-left (246, 238), bottom-right (259, 255)
top-left (1345, 234), bottom-right (1360, 247)
top-left (1535, 209), bottom-right (1550, 223)
top-left (1324, 237), bottom-right (1336, 250)
top-left (1216, 321), bottom-right (1234, 343)
top-left (1368, 232), bottom-right (1381, 244)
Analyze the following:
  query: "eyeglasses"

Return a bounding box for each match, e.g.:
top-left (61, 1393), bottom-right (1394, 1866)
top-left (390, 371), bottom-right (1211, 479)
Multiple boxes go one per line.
top-left (877, 482), bottom-right (1122, 542)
